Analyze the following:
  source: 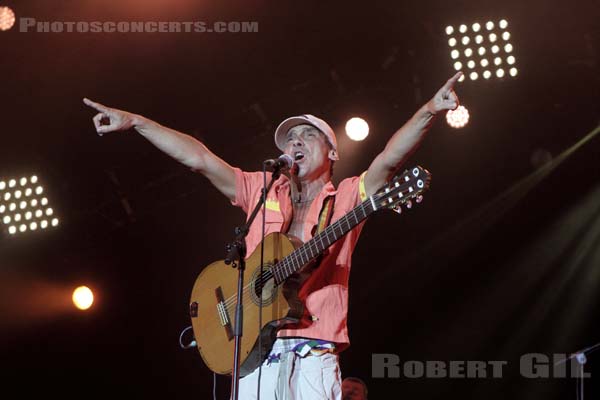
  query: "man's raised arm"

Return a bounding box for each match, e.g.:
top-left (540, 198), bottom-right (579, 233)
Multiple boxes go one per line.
top-left (364, 72), bottom-right (462, 197)
top-left (83, 98), bottom-right (237, 201)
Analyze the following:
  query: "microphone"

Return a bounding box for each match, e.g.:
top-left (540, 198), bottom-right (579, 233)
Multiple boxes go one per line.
top-left (263, 154), bottom-right (294, 172)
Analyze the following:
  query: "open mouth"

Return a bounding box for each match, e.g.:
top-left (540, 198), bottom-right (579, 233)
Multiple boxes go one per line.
top-left (294, 151), bottom-right (305, 161)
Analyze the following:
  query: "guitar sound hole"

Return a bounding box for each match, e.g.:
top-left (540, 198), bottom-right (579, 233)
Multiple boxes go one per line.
top-left (250, 265), bottom-right (277, 306)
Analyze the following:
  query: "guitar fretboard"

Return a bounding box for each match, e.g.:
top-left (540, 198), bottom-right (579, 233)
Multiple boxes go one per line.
top-left (272, 199), bottom-right (375, 285)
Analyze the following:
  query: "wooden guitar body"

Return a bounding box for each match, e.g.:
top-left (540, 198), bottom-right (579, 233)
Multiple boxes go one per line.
top-left (189, 233), bottom-right (306, 376)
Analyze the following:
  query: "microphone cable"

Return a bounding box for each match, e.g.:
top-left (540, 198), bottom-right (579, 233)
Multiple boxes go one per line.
top-left (178, 325), bottom-right (217, 400)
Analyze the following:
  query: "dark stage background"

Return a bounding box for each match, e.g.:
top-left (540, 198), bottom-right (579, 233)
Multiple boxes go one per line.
top-left (1, 0), bottom-right (599, 398)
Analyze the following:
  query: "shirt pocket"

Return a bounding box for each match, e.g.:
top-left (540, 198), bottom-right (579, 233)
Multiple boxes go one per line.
top-left (257, 209), bottom-right (284, 236)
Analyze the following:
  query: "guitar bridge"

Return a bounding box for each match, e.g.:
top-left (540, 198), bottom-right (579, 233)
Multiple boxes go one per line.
top-left (215, 287), bottom-right (234, 341)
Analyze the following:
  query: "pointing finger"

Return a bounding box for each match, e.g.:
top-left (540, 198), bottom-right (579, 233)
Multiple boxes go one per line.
top-left (442, 71), bottom-right (463, 92)
top-left (83, 97), bottom-right (110, 113)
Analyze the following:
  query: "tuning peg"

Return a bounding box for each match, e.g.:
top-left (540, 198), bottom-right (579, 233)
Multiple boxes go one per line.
top-left (405, 200), bottom-right (413, 209)
top-left (392, 205), bottom-right (402, 214)
top-left (416, 195), bottom-right (424, 204)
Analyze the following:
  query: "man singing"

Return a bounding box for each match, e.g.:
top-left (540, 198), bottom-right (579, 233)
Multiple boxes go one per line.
top-left (83, 71), bottom-right (461, 399)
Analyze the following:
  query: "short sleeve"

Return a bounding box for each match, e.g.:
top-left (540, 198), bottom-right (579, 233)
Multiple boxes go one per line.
top-left (335, 171), bottom-right (369, 211)
top-left (230, 168), bottom-right (267, 213)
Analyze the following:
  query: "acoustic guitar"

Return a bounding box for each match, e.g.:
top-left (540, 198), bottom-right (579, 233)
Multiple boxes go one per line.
top-left (189, 166), bottom-right (431, 376)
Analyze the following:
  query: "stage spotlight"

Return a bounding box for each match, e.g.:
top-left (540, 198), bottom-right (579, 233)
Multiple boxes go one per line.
top-left (483, 70), bottom-right (492, 79)
top-left (72, 286), bottom-right (94, 311)
top-left (469, 72), bottom-right (479, 80)
top-left (510, 67), bottom-right (518, 76)
top-left (446, 19), bottom-right (517, 82)
top-left (496, 68), bottom-right (505, 78)
top-left (345, 117), bottom-right (369, 141)
top-left (445, 26), bottom-right (454, 35)
top-left (467, 60), bottom-right (476, 69)
top-left (446, 105), bottom-right (470, 129)
top-left (0, 6), bottom-right (16, 31)
top-left (0, 174), bottom-right (60, 236)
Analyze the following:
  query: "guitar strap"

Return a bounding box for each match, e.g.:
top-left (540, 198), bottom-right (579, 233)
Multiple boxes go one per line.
top-left (316, 195), bottom-right (335, 234)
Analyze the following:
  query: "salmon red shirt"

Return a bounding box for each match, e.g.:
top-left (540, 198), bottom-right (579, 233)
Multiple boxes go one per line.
top-left (231, 167), bottom-right (368, 350)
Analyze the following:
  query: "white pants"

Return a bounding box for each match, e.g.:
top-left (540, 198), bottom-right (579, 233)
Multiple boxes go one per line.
top-left (236, 352), bottom-right (341, 400)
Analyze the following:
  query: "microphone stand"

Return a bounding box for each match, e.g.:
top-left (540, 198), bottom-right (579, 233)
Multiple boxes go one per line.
top-left (225, 164), bottom-right (284, 400)
top-left (553, 341), bottom-right (599, 400)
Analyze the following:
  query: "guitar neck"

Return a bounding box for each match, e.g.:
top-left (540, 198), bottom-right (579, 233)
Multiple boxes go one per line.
top-left (272, 198), bottom-right (376, 285)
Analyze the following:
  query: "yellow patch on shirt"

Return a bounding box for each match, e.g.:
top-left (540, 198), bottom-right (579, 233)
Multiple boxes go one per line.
top-left (266, 199), bottom-right (280, 212)
top-left (359, 171), bottom-right (368, 202)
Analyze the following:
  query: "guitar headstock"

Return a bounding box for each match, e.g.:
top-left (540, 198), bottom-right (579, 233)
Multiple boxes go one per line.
top-left (372, 166), bottom-right (431, 213)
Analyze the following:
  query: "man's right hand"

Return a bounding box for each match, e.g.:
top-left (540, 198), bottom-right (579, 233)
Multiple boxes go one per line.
top-left (83, 98), bottom-right (139, 136)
